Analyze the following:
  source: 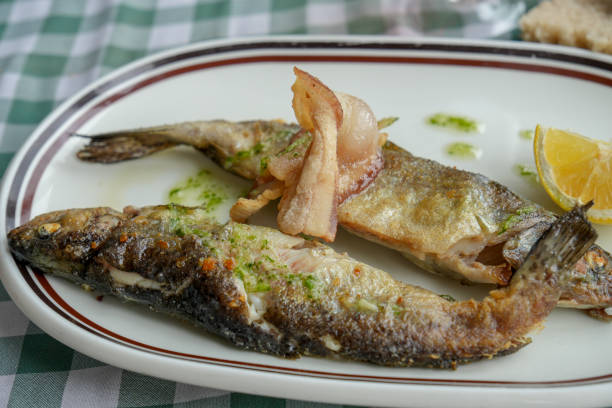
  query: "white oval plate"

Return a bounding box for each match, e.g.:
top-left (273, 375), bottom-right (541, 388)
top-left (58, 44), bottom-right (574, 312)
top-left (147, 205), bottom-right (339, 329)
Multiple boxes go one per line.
top-left (1, 37), bottom-right (611, 407)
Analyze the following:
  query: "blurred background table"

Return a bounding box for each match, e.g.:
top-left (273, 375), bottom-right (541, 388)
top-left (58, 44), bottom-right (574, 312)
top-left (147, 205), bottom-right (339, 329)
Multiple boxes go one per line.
top-left (0, 1), bottom-right (541, 407)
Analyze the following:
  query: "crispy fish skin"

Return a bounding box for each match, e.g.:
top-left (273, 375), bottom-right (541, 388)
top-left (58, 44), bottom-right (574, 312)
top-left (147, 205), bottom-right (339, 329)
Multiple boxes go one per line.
top-left (7, 207), bottom-right (126, 280)
top-left (339, 142), bottom-right (554, 285)
top-left (75, 120), bottom-right (612, 312)
top-left (8, 204), bottom-right (597, 367)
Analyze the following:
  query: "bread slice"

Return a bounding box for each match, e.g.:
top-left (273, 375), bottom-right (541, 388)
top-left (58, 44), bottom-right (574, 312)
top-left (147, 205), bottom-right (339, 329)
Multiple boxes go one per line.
top-left (520, 0), bottom-right (612, 54)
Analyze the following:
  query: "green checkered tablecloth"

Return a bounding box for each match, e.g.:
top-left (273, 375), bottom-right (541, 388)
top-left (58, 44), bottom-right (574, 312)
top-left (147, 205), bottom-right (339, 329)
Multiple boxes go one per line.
top-left (0, 1), bottom-right (541, 407)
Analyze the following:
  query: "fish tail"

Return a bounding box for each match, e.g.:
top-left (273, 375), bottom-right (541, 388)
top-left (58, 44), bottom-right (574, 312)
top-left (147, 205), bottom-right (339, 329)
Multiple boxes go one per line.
top-left (74, 125), bottom-right (182, 163)
top-left (470, 205), bottom-right (598, 347)
top-left (519, 203), bottom-right (597, 286)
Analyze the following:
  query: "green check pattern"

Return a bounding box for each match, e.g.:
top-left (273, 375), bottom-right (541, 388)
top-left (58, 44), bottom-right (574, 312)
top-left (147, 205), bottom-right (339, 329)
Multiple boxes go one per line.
top-left (0, 0), bottom-right (540, 407)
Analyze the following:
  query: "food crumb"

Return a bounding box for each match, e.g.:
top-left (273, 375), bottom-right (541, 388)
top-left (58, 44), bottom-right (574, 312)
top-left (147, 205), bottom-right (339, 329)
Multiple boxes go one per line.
top-left (224, 258), bottom-right (236, 271)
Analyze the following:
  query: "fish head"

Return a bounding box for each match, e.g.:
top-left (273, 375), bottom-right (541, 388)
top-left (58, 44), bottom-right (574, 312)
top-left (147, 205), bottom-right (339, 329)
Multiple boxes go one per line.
top-left (7, 207), bottom-right (125, 277)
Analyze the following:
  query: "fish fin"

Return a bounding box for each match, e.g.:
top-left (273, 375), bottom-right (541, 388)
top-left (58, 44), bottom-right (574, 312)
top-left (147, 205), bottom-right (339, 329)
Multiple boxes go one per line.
top-left (522, 203), bottom-right (597, 281)
top-left (74, 129), bottom-right (178, 163)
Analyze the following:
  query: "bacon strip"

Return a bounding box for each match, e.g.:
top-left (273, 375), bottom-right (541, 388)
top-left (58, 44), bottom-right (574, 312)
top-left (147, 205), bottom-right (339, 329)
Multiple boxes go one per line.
top-left (275, 68), bottom-right (342, 241)
top-left (230, 179), bottom-right (283, 223)
top-left (230, 67), bottom-right (384, 242)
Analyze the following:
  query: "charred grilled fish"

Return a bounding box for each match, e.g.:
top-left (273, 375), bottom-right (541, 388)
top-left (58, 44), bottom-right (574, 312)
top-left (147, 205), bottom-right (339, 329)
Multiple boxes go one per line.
top-left (8, 204), bottom-right (597, 367)
top-left (76, 120), bottom-right (612, 314)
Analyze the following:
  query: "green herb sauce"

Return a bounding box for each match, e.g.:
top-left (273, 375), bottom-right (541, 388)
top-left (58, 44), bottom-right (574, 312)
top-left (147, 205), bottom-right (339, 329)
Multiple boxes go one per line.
top-left (519, 129), bottom-right (534, 140)
top-left (225, 142), bottom-right (264, 166)
top-left (498, 206), bottom-right (537, 234)
top-left (233, 262), bottom-right (272, 293)
top-left (515, 164), bottom-right (540, 184)
top-left (439, 294), bottom-right (456, 302)
top-left (259, 157), bottom-right (269, 173)
top-left (427, 113), bottom-right (482, 133)
top-left (227, 224), bottom-right (328, 299)
top-left (165, 204), bottom-right (217, 256)
top-left (168, 203), bottom-right (188, 235)
top-left (224, 129), bottom-right (296, 174)
top-left (279, 133), bottom-right (312, 157)
top-left (446, 142), bottom-right (481, 159)
top-left (391, 304), bottom-right (403, 317)
top-left (227, 225), bottom-right (288, 294)
top-left (302, 274), bottom-right (316, 289)
top-left (168, 169), bottom-right (246, 218)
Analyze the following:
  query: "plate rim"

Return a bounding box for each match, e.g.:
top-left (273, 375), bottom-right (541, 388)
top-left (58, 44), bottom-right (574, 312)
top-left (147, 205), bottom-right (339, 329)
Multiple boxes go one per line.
top-left (1, 35), bottom-right (611, 407)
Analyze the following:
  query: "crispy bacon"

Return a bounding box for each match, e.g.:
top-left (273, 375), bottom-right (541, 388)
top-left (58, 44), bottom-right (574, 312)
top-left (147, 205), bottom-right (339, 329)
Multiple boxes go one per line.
top-left (334, 92), bottom-right (385, 202)
top-left (230, 179), bottom-right (283, 223)
top-left (276, 68), bottom-right (341, 241)
top-left (230, 67), bottom-right (384, 242)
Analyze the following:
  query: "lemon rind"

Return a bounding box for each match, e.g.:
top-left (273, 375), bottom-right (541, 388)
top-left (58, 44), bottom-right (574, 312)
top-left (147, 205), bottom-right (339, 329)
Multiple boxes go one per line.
top-left (534, 125), bottom-right (612, 225)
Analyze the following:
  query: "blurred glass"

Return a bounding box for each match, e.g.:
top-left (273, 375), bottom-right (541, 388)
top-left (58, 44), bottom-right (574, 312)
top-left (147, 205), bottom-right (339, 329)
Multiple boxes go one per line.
top-left (389, 0), bottom-right (531, 39)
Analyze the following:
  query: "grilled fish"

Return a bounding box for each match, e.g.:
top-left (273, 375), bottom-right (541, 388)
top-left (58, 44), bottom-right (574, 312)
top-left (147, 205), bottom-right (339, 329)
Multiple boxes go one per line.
top-left (76, 120), bottom-right (612, 314)
top-left (7, 204), bottom-right (597, 367)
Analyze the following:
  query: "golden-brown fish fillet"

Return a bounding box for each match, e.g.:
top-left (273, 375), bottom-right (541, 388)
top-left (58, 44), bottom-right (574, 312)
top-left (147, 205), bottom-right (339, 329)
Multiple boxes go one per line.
top-left (7, 204), bottom-right (597, 367)
top-left (76, 120), bottom-right (612, 314)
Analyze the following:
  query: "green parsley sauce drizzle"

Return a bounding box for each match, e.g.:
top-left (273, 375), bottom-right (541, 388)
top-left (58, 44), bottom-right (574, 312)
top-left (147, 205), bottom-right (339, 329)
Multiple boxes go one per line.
top-left (226, 224), bottom-right (326, 299)
top-left (446, 142), bottom-right (481, 159)
top-left (498, 206), bottom-right (537, 234)
top-left (167, 169), bottom-right (247, 218)
top-left (515, 164), bottom-right (540, 184)
top-left (519, 129), bottom-right (534, 140)
top-left (427, 113), bottom-right (482, 133)
top-left (167, 203), bottom-right (212, 240)
top-left (224, 129), bottom-right (296, 173)
top-left (439, 294), bottom-right (456, 302)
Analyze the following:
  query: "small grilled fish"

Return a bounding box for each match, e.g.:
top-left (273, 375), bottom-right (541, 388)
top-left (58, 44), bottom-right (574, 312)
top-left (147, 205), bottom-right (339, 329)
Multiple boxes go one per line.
top-left (8, 204), bottom-right (596, 367)
top-left (76, 120), bottom-right (612, 314)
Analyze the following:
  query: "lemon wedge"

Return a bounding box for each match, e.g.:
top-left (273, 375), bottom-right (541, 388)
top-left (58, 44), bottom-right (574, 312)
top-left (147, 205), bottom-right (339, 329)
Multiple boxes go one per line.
top-left (534, 125), bottom-right (612, 224)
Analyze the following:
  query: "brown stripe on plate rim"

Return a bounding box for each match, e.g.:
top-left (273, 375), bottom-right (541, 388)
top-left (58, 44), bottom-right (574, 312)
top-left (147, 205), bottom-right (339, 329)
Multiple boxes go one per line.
top-left (149, 41), bottom-right (612, 74)
top-left (116, 55), bottom-right (612, 87)
top-left (6, 49), bottom-right (612, 387)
